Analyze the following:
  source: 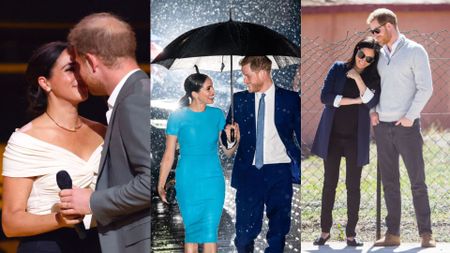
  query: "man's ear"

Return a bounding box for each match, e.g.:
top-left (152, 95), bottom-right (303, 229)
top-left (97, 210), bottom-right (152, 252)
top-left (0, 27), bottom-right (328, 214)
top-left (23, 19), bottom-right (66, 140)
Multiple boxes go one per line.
top-left (85, 53), bottom-right (99, 73)
top-left (385, 22), bottom-right (394, 31)
top-left (257, 69), bottom-right (267, 79)
top-left (37, 76), bottom-right (51, 93)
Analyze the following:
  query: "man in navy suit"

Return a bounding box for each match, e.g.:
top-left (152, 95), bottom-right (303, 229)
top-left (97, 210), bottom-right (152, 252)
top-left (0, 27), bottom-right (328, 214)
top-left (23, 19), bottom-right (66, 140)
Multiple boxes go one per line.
top-left (223, 56), bottom-right (300, 253)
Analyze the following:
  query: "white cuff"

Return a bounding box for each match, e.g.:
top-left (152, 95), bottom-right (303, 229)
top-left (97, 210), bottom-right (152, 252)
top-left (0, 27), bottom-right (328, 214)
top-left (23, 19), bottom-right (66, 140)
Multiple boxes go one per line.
top-left (83, 214), bottom-right (93, 229)
top-left (361, 89), bottom-right (374, 104)
top-left (333, 95), bottom-right (343, 108)
top-left (227, 140), bottom-right (236, 149)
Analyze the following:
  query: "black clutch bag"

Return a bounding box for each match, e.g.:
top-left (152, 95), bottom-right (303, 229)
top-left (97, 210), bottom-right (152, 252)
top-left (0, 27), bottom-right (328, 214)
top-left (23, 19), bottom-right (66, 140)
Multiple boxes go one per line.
top-left (165, 179), bottom-right (176, 204)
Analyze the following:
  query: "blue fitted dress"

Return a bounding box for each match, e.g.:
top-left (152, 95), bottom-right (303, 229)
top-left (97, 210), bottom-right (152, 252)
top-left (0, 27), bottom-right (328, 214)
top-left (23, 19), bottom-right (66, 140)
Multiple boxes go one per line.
top-left (166, 106), bottom-right (226, 243)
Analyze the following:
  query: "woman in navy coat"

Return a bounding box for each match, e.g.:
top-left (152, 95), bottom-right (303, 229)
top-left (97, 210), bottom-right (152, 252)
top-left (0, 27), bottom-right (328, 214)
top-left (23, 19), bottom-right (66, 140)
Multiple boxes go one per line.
top-left (311, 37), bottom-right (381, 246)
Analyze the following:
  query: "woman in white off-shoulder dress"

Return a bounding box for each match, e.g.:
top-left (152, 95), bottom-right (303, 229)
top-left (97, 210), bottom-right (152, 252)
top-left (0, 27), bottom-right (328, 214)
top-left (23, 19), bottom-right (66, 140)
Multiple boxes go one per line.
top-left (1, 41), bottom-right (105, 253)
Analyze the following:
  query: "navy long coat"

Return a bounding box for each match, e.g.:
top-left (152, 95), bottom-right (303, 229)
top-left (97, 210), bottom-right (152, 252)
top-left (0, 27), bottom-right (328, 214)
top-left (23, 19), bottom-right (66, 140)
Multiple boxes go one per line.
top-left (311, 61), bottom-right (380, 166)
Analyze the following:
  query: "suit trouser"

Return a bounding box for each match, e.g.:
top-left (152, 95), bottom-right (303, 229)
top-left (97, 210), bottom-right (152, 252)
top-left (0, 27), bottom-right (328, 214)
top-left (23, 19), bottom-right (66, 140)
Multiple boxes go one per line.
top-left (374, 120), bottom-right (432, 236)
top-left (234, 163), bottom-right (293, 253)
top-left (320, 137), bottom-right (363, 237)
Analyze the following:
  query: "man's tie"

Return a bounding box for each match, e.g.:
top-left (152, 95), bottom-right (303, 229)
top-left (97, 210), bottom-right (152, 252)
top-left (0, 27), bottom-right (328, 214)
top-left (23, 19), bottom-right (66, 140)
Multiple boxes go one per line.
top-left (255, 93), bottom-right (265, 169)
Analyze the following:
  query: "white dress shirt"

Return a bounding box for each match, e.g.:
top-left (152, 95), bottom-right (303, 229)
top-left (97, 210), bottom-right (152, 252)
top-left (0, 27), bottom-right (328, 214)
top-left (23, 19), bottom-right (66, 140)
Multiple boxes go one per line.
top-left (254, 84), bottom-right (291, 165)
top-left (106, 69), bottom-right (140, 124)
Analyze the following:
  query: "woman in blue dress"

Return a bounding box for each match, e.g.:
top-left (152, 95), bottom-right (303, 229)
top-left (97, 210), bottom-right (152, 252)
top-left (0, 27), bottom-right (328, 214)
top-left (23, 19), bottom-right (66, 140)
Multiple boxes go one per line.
top-left (158, 70), bottom-right (239, 253)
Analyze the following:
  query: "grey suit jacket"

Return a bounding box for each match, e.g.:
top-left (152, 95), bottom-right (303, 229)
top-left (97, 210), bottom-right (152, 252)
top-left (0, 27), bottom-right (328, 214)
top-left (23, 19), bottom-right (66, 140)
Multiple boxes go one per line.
top-left (90, 70), bottom-right (151, 253)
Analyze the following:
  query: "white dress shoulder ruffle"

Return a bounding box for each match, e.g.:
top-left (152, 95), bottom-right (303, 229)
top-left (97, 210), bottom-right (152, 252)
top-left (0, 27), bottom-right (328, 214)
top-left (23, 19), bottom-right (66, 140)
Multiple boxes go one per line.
top-left (2, 131), bottom-right (102, 225)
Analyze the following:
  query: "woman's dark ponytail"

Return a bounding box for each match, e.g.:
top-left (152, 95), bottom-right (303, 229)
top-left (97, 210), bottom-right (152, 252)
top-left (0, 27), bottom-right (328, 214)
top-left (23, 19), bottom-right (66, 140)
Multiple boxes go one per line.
top-left (178, 65), bottom-right (209, 107)
top-left (178, 93), bottom-right (190, 107)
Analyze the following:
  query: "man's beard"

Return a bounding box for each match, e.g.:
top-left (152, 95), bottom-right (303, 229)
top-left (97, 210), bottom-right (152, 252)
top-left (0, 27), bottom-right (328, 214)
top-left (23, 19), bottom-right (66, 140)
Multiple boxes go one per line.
top-left (380, 31), bottom-right (392, 46)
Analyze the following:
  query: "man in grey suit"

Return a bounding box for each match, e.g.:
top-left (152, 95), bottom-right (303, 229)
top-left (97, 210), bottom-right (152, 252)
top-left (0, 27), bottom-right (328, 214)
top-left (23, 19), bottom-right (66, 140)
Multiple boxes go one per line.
top-left (58, 13), bottom-right (150, 253)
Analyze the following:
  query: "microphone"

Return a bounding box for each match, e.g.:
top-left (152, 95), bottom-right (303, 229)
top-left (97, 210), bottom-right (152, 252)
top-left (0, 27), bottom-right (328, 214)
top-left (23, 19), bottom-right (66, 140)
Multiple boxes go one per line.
top-left (56, 170), bottom-right (87, 240)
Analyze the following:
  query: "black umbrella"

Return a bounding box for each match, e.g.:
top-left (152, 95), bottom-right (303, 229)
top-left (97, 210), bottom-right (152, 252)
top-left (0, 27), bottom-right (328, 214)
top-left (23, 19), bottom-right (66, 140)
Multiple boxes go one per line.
top-left (151, 19), bottom-right (299, 70)
top-left (151, 16), bottom-right (300, 139)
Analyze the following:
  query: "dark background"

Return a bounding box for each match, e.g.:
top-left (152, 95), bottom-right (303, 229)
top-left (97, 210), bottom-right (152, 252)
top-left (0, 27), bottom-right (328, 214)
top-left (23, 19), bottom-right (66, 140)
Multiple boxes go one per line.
top-left (0, 0), bottom-right (150, 141)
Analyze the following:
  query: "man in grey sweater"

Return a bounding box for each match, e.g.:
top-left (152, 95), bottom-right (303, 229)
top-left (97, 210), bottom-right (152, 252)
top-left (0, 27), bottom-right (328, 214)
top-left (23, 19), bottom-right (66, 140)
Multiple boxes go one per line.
top-left (366, 8), bottom-right (435, 248)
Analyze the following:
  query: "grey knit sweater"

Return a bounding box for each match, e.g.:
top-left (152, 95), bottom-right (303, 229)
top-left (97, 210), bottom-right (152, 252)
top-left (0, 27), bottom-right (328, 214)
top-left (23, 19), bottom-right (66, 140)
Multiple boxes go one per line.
top-left (376, 34), bottom-right (433, 122)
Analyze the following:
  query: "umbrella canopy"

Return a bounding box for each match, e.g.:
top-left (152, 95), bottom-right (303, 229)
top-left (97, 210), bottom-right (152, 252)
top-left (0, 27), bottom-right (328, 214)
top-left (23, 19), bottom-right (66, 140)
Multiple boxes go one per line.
top-left (151, 18), bottom-right (300, 141)
top-left (151, 19), bottom-right (300, 71)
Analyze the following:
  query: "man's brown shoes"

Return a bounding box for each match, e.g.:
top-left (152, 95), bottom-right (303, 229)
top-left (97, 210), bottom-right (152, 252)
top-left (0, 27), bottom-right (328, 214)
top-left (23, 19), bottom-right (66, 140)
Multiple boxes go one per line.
top-left (374, 232), bottom-right (436, 248)
top-left (374, 233), bottom-right (400, 247)
top-left (421, 233), bottom-right (436, 248)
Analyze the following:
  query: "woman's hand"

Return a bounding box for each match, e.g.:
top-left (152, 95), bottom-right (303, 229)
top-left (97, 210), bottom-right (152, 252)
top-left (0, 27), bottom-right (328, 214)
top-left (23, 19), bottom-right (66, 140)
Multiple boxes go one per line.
top-left (346, 68), bottom-right (361, 81)
top-left (158, 184), bottom-right (168, 204)
top-left (159, 135), bottom-right (177, 204)
top-left (347, 68), bottom-right (368, 96)
top-left (55, 212), bottom-right (83, 228)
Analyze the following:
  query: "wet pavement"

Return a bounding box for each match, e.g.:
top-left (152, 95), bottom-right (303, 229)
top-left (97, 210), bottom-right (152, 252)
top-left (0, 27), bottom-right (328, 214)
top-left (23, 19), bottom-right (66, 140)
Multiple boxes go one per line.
top-left (151, 170), bottom-right (300, 252)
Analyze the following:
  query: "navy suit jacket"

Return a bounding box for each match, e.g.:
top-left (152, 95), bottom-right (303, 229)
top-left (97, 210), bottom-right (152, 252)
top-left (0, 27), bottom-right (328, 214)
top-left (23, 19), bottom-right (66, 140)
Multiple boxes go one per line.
top-left (223, 85), bottom-right (301, 188)
top-left (311, 61), bottom-right (380, 166)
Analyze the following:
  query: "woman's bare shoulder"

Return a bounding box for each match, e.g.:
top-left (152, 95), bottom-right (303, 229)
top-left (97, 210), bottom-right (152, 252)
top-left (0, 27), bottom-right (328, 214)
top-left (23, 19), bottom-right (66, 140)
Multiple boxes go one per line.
top-left (17, 115), bottom-right (50, 136)
top-left (81, 117), bottom-right (107, 138)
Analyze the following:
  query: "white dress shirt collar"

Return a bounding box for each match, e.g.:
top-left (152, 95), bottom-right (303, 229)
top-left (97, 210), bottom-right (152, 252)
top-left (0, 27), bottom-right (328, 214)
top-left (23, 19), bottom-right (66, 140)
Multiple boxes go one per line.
top-left (256, 82), bottom-right (275, 99)
top-left (106, 69), bottom-right (140, 123)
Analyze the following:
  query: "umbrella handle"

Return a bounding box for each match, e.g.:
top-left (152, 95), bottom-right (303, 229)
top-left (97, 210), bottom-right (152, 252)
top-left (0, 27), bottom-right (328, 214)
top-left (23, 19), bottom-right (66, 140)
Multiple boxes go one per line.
top-left (230, 128), bottom-right (235, 143)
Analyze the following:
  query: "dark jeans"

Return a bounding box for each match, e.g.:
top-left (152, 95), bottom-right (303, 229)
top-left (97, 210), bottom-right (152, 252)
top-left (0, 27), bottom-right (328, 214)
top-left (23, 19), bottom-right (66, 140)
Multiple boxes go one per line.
top-left (234, 163), bottom-right (293, 253)
top-left (321, 137), bottom-right (363, 237)
top-left (374, 120), bottom-right (432, 236)
top-left (17, 228), bottom-right (101, 253)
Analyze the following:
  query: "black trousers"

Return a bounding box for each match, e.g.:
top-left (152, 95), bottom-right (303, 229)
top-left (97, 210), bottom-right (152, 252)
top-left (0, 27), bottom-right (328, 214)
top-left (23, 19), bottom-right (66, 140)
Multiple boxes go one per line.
top-left (17, 228), bottom-right (101, 253)
top-left (320, 137), bottom-right (363, 237)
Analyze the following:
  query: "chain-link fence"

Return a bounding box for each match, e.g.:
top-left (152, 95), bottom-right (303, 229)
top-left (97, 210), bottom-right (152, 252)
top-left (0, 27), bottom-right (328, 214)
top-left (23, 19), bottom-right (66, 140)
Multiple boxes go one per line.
top-left (301, 30), bottom-right (450, 242)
